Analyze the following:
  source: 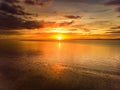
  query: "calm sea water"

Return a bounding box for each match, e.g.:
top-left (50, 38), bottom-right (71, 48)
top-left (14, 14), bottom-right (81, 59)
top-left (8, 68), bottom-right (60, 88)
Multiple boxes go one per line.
top-left (0, 40), bottom-right (120, 90)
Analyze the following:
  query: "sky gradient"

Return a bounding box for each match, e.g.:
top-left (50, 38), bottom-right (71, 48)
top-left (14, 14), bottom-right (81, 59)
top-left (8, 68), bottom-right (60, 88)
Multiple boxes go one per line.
top-left (0, 0), bottom-right (120, 40)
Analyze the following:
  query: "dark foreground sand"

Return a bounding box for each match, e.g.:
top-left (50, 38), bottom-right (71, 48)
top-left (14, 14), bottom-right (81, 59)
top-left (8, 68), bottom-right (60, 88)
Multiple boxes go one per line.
top-left (0, 59), bottom-right (120, 90)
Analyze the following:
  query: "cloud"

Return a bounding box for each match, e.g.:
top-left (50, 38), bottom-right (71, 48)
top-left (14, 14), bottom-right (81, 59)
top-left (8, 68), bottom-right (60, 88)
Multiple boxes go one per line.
top-left (72, 25), bottom-right (90, 32)
top-left (69, 29), bottom-right (78, 31)
top-left (59, 21), bottom-right (74, 26)
top-left (94, 9), bottom-right (111, 13)
top-left (64, 15), bottom-right (82, 19)
top-left (106, 30), bottom-right (120, 34)
top-left (56, 0), bottom-right (104, 4)
top-left (3, 0), bottom-right (53, 6)
top-left (24, 0), bottom-right (36, 5)
top-left (3, 0), bottom-right (52, 4)
top-left (0, 30), bottom-right (21, 35)
top-left (0, 3), bottom-right (30, 15)
top-left (105, 0), bottom-right (120, 12)
top-left (40, 21), bottom-right (74, 28)
top-left (116, 7), bottom-right (120, 12)
top-left (0, 12), bottom-right (41, 30)
top-left (0, 0), bottom-right (53, 30)
top-left (106, 26), bottom-right (120, 34)
top-left (105, 0), bottom-right (120, 5)
top-left (0, 0), bottom-right (53, 15)
top-left (4, 0), bottom-right (20, 3)
top-left (25, 0), bottom-right (53, 6)
top-left (111, 26), bottom-right (120, 29)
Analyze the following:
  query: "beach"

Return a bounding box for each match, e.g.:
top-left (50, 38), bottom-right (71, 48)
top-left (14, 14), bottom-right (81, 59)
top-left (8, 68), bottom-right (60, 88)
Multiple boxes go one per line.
top-left (0, 40), bottom-right (120, 90)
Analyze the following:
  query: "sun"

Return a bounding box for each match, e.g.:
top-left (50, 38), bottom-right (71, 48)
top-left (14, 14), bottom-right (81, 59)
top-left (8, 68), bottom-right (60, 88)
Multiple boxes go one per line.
top-left (57, 35), bottom-right (63, 40)
top-left (52, 34), bottom-right (65, 40)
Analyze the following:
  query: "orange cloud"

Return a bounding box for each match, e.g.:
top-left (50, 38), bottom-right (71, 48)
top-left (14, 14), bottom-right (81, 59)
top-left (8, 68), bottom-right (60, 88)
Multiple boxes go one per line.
top-left (40, 21), bottom-right (74, 28)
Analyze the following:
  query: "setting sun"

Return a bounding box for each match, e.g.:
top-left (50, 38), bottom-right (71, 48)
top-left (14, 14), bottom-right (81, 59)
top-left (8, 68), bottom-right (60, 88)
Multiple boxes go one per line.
top-left (57, 35), bottom-right (63, 40)
top-left (52, 34), bottom-right (66, 40)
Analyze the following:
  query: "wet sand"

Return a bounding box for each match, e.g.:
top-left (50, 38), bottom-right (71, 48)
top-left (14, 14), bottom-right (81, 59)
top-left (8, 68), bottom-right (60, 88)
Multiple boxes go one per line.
top-left (0, 60), bottom-right (120, 90)
top-left (0, 40), bottom-right (120, 90)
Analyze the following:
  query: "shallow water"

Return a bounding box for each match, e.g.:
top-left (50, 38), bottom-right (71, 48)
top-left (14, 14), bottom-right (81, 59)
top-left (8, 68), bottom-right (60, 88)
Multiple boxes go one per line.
top-left (0, 40), bottom-right (120, 90)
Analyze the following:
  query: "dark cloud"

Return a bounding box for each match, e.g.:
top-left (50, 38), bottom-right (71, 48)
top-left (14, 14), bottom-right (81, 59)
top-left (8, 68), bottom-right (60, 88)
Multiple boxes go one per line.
top-left (107, 30), bottom-right (120, 34)
top-left (2, 0), bottom-right (53, 6)
top-left (106, 0), bottom-right (120, 5)
top-left (111, 26), bottom-right (120, 29)
top-left (0, 30), bottom-right (21, 35)
top-left (116, 7), bottom-right (120, 12)
top-left (24, 0), bottom-right (36, 5)
top-left (106, 26), bottom-right (120, 34)
top-left (4, 0), bottom-right (20, 3)
top-left (24, 0), bottom-right (53, 6)
top-left (105, 0), bottom-right (120, 12)
top-left (56, 0), bottom-right (104, 4)
top-left (59, 21), bottom-right (74, 26)
top-left (2, 0), bottom-right (52, 5)
top-left (65, 15), bottom-right (82, 19)
top-left (0, 0), bottom-right (53, 15)
top-left (0, 3), bottom-right (29, 15)
top-left (0, 12), bottom-right (41, 30)
top-left (0, 0), bottom-right (53, 30)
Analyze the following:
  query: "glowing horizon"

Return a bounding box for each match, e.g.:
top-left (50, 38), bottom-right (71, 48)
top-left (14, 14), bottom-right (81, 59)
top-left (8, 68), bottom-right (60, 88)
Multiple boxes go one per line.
top-left (0, 0), bottom-right (120, 40)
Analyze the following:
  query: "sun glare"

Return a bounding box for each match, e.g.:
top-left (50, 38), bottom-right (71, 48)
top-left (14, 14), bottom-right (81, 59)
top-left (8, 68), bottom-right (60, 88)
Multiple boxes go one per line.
top-left (57, 36), bottom-right (63, 40)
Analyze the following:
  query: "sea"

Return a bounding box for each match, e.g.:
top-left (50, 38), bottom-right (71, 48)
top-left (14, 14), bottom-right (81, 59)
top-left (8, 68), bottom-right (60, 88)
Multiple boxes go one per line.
top-left (0, 39), bottom-right (120, 90)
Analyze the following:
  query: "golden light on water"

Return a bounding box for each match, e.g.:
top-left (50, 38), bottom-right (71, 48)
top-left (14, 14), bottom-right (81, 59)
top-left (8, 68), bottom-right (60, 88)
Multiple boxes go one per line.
top-left (58, 42), bottom-right (61, 48)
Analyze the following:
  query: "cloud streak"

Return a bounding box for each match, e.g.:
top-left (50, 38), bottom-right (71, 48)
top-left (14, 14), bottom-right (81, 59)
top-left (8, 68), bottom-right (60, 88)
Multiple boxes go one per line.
top-left (64, 15), bottom-right (82, 19)
top-left (0, 12), bottom-right (40, 30)
top-left (56, 0), bottom-right (104, 4)
top-left (0, 3), bottom-right (29, 15)
top-left (39, 21), bottom-right (74, 28)
top-left (107, 30), bottom-right (120, 34)
top-left (105, 0), bottom-right (120, 12)
top-left (111, 26), bottom-right (120, 29)
top-left (0, 30), bottom-right (21, 35)
top-left (106, 0), bottom-right (120, 5)
top-left (3, 0), bottom-right (53, 6)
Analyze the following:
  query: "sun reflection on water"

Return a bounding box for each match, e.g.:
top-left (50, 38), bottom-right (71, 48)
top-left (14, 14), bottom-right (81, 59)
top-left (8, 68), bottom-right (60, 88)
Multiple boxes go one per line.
top-left (58, 42), bottom-right (61, 49)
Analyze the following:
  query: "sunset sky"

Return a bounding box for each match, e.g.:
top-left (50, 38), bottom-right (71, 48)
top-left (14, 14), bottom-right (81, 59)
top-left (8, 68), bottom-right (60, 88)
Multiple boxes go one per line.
top-left (0, 0), bottom-right (120, 40)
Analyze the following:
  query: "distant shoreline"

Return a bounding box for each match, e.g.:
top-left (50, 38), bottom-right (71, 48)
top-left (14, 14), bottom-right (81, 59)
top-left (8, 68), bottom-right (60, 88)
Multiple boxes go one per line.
top-left (20, 39), bottom-right (120, 42)
top-left (0, 38), bottom-right (120, 41)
